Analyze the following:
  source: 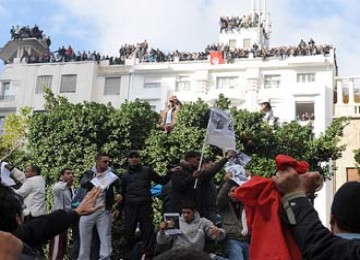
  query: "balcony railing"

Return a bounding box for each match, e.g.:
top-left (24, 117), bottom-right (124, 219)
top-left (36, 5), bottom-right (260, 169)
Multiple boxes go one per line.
top-left (0, 95), bottom-right (15, 101)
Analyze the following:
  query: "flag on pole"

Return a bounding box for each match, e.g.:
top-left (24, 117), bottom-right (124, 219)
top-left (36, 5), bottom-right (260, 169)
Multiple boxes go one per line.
top-left (210, 51), bottom-right (224, 65)
top-left (205, 108), bottom-right (236, 150)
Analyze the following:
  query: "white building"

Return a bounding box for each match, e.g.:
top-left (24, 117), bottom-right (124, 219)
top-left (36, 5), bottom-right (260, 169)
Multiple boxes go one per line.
top-left (0, 8), bottom-right (337, 225)
top-left (334, 76), bottom-right (360, 187)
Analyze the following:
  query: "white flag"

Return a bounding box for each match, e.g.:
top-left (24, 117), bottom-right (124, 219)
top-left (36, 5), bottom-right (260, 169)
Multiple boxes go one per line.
top-left (1, 162), bottom-right (16, 187)
top-left (205, 108), bottom-right (236, 150)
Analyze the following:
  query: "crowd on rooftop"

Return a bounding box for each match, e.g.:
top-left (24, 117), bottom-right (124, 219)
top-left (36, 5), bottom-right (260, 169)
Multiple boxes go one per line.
top-left (3, 23), bottom-right (333, 67)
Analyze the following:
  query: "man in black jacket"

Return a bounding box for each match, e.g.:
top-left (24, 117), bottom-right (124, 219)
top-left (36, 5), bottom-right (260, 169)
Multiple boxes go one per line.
top-left (121, 150), bottom-right (173, 259)
top-left (0, 183), bottom-right (104, 259)
top-left (78, 152), bottom-right (122, 260)
top-left (273, 169), bottom-right (360, 259)
top-left (170, 150), bottom-right (235, 217)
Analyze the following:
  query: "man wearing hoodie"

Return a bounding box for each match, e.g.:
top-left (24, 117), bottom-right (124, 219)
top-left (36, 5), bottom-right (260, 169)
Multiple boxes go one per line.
top-left (156, 205), bottom-right (226, 252)
top-left (121, 150), bottom-right (174, 259)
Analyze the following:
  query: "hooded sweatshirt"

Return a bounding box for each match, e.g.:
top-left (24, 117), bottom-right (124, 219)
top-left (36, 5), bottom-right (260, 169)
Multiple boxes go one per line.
top-left (157, 211), bottom-right (226, 251)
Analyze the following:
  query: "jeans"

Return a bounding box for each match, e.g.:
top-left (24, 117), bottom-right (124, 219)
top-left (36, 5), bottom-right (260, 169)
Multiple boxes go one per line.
top-left (224, 239), bottom-right (249, 260)
top-left (78, 210), bottom-right (112, 260)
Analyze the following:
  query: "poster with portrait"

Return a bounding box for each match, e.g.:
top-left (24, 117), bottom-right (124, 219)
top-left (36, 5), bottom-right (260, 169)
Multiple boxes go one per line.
top-left (164, 213), bottom-right (181, 235)
top-left (225, 152), bottom-right (251, 185)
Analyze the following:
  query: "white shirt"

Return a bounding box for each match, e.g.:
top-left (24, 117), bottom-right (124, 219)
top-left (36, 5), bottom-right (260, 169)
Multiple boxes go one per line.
top-left (52, 181), bottom-right (73, 211)
top-left (165, 108), bottom-right (173, 125)
top-left (15, 175), bottom-right (46, 217)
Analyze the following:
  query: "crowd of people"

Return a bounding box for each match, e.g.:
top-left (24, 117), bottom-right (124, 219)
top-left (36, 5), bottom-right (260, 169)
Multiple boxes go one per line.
top-left (296, 112), bottom-right (315, 122)
top-left (5, 25), bottom-right (333, 66)
top-left (10, 25), bottom-right (47, 41)
top-left (219, 14), bottom-right (261, 33)
top-left (10, 25), bottom-right (51, 50)
top-left (1, 145), bottom-right (360, 260)
top-left (112, 38), bottom-right (332, 65)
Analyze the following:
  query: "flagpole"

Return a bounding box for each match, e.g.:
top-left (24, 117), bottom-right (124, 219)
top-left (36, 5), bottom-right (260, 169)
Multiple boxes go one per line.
top-left (194, 109), bottom-right (213, 189)
top-left (193, 140), bottom-right (206, 188)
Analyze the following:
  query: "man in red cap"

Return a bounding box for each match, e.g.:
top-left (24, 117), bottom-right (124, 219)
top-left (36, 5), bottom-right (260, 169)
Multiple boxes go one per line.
top-left (274, 169), bottom-right (360, 259)
top-left (157, 95), bottom-right (182, 133)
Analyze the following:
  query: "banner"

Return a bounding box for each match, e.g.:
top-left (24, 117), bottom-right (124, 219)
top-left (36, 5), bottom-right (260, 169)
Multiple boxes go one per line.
top-left (225, 152), bottom-right (251, 185)
top-left (210, 51), bottom-right (224, 65)
top-left (205, 108), bottom-right (236, 150)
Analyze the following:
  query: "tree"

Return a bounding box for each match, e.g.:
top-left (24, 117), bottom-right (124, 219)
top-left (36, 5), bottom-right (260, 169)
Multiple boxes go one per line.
top-left (0, 107), bottom-right (31, 162)
top-left (25, 88), bottom-right (157, 184)
top-left (144, 96), bottom-right (349, 179)
top-left (6, 92), bottom-right (349, 258)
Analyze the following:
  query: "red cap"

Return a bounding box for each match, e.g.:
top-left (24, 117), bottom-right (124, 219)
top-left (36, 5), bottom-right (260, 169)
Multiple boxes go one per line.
top-left (275, 155), bottom-right (298, 171)
top-left (296, 161), bottom-right (310, 174)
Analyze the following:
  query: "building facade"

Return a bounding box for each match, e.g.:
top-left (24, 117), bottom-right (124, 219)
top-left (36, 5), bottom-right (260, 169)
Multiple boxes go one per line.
top-left (0, 11), bottom-right (338, 225)
top-left (334, 76), bottom-right (360, 188)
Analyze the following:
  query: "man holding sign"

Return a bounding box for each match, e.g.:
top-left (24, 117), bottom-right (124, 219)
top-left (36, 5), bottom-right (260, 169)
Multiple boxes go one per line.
top-left (78, 152), bottom-right (122, 260)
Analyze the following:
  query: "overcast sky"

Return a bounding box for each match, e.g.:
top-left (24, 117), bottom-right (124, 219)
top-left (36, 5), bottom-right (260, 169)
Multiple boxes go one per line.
top-left (0, 0), bottom-right (359, 76)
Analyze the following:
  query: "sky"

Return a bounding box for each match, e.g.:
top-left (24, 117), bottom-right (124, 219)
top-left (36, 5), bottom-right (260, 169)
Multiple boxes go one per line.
top-left (0, 0), bottom-right (359, 76)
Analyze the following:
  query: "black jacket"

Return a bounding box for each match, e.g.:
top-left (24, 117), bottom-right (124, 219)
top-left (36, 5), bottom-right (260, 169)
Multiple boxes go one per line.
top-left (170, 161), bottom-right (197, 213)
top-left (81, 170), bottom-right (121, 210)
top-left (285, 196), bottom-right (360, 260)
top-left (198, 157), bottom-right (228, 218)
top-left (170, 158), bottom-right (228, 215)
top-left (15, 209), bottom-right (79, 258)
top-left (121, 164), bottom-right (170, 205)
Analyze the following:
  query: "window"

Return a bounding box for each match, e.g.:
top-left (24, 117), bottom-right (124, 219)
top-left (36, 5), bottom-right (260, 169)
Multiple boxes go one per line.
top-left (229, 39), bottom-right (237, 49)
top-left (60, 75), bottom-right (77, 93)
top-left (176, 77), bottom-right (191, 92)
top-left (144, 76), bottom-right (161, 88)
top-left (36, 75), bottom-right (52, 94)
top-left (0, 82), bottom-right (13, 101)
top-left (264, 75), bottom-right (281, 89)
top-left (297, 73), bottom-right (315, 83)
top-left (104, 77), bottom-right (120, 95)
top-left (243, 38), bottom-right (251, 49)
top-left (216, 77), bottom-right (238, 89)
top-left (144, 82), bottom-right (160, 88)
top-left (295, 102), bottom-right (314, 121)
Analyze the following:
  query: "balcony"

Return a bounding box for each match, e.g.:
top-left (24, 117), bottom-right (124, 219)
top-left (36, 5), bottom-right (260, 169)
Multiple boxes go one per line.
top-left (0, 95), bottom-right (16, 110)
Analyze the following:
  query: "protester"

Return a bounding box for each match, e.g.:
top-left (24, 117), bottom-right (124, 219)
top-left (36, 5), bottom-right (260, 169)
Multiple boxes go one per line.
top-left (170, 150), bottom-right (235, 216)
top-left (0, 183), bottom-right (104, 259)
top-left (217, 174), bottom-right (250, 260)
top-left (157, 95), bottom-right (182, 133)
top-left (78, 152), bottom-right (122, 260)
top-left (169, 150), bottom-right (201, 213)
top-left (49, 167), bottom-right (74, 260)
top-left (10, 162), bottom-right (47, 256)
top-left (70, 175), bottom-right (101, 260)
top-left (273, 170), bottom-right (360, 259)
top-left (231, 155), bottom-right (310, 260)
top-left (156, 205), bottom-right (226, 252)
top-left (259, 98), bottom-right (274, 124)
top-left (121, 150), bottom-right (174, 259)
top-left (198, 151), bottom-right (236, 222)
